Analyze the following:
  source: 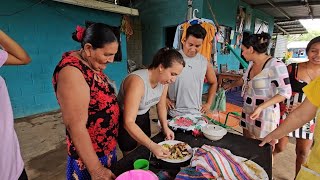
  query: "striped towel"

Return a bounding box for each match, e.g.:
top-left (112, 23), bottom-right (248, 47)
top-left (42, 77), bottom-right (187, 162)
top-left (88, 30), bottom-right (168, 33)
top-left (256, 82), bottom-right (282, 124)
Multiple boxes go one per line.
top-left (190, 145), bottom-right (259, 180)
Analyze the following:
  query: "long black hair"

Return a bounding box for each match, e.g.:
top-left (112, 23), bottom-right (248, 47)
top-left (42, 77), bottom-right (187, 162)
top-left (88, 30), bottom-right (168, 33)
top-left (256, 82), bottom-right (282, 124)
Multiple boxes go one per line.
top-left (72, 22), bottom-right (118, 49)
top-left (242, 32), bottom-right (271, 54)
top-left (149, 48), bottom-right (185, 69)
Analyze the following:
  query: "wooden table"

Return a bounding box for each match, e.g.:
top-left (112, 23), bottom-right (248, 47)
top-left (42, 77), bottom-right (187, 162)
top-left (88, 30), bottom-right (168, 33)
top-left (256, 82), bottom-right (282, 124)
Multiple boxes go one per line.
top-left (217, 73), bottom-right (242, 87)
top-left (111, 131), bottom-right (272, 179)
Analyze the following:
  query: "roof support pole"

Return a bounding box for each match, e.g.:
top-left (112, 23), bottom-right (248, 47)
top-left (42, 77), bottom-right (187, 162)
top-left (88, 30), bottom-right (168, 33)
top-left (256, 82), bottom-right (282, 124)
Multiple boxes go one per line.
top-left (265, 0), bottom-right (291, 19)
top-left (274, 23), bottom-right (290, 35)
top-left (187, 0), bottom-right (193, 20)
top-left (303, 0), bottom-right (314, 19)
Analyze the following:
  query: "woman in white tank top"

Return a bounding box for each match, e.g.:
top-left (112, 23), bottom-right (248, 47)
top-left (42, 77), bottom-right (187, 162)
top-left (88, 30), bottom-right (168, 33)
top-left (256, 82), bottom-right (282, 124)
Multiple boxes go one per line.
top-left (117, 48), bottom-right (185, 158)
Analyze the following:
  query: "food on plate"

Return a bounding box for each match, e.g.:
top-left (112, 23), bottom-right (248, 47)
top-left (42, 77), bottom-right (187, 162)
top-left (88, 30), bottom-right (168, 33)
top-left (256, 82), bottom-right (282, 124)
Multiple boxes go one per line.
top-left (244, 161), bottom-right (262, 179)
top-left (162, 142), bottom-right (191, 159)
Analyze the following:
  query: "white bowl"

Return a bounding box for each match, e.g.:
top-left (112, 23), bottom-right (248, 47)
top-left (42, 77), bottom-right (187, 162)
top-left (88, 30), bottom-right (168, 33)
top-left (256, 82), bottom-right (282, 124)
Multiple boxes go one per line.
top-left (201, 124), bottom-right (227, 141)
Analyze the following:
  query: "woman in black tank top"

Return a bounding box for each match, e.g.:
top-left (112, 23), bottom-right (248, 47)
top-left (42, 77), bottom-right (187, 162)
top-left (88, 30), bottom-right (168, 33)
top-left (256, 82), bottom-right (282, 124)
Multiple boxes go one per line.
top-left (275, 36), bottom-right (320, 177)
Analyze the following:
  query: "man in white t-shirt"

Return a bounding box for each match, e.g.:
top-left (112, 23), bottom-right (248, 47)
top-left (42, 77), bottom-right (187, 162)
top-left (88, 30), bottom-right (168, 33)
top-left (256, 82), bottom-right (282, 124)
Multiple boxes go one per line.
top-left (167, 24), bottom-right (217, 117)
top-left (0, 30), bottom-right (31, 180)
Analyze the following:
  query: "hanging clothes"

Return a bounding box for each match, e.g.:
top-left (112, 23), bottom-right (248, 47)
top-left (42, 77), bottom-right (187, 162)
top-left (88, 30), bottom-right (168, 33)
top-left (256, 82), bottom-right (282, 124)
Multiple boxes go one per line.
top-left (179, 21), bottom-right (216, 61)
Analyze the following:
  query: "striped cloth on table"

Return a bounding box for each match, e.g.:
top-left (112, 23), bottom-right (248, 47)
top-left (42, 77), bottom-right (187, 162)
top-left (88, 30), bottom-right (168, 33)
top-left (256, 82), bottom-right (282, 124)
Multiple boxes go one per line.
top-left (190, 145), bottom-right (259, 180)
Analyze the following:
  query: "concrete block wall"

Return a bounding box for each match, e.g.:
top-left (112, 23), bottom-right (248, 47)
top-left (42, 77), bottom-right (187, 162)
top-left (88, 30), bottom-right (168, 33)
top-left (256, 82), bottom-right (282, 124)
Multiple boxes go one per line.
top-left (127, 16), bottom-right (143, 66)
top-left (0, 0), bottom-right (127, 118)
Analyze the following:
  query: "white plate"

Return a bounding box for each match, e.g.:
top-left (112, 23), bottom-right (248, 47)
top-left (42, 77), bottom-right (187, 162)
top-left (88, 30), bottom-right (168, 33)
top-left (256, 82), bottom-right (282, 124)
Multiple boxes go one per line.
top-left (158, 140), bottom-right (192, 163)
top-left (238, 157), bottom-right (269, 180)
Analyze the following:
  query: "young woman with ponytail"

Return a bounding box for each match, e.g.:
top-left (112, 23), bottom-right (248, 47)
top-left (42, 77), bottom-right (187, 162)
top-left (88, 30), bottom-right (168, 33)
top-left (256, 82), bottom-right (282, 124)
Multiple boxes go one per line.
top-left (117, 48), bottom-right (185, 158)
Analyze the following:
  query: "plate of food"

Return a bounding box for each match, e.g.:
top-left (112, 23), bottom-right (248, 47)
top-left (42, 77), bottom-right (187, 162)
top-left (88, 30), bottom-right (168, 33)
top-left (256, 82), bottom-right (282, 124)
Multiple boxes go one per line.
top-left (158, 140), bottom-right (192, 163)
top-left (239, 157), bottom-right (269, 180)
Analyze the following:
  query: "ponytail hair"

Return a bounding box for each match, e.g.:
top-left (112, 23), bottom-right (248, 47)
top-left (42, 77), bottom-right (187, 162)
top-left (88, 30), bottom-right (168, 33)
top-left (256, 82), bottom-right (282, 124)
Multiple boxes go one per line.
top-left (149, 48), bottom-right (185, 69)
top-left (72, 22), bottom-right (118, 49)
top-left (242, 32), bottom-right (271, 54)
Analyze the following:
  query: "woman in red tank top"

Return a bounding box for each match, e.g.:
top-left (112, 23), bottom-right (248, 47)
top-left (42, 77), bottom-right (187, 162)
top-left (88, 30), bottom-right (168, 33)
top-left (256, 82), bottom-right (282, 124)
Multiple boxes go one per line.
top-left (52, 23), bottom-right (119, 180)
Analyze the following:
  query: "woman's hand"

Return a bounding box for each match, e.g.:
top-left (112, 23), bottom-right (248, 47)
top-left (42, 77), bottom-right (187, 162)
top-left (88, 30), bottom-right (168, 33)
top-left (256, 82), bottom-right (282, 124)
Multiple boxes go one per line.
top-left (163, 126), bottom-right (175, 140)
top-left (250, 106), bottom-right (263, 120)
top-left (149, 142), bottom-right (171, 159)
top-left (222, 83), bottom-right (232, 91)
top-left (90, 166), bottom-right (116, 180)
top-left (166, 98), bottom-right (175, 110)
top-left (288, 103), bottom-right (301, 113)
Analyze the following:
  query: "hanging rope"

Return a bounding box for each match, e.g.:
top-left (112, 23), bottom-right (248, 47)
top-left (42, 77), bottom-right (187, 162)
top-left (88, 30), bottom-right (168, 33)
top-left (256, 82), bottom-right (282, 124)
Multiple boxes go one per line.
top-left (120, 15), bottom-right (133, 40)
top-left (205, 0), bottom-right (248, 68)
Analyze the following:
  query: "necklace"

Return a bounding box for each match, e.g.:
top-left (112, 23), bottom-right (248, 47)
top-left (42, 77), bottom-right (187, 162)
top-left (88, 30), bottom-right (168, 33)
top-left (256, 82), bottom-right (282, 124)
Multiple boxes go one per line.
top-left (78, 50), bottom-right (112, 86)
top-left (79, 50), bottom-right (95, 71)
top-left (306, 63), bottom-right (313, 81)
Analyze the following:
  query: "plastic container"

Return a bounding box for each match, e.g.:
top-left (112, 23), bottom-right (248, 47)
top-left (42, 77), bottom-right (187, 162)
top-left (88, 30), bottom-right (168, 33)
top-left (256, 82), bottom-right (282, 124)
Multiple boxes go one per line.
top-left (133, 159), bottom-right (149, 170)
top-left (116, 169), bottom-right (158, 180)
top-left (201, 124), bottom-right (227, 141)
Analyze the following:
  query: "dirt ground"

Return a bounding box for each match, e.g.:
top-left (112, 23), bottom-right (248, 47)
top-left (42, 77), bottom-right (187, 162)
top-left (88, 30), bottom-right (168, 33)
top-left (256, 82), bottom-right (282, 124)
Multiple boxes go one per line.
top-left (15, 107), bottom-right (296, 180)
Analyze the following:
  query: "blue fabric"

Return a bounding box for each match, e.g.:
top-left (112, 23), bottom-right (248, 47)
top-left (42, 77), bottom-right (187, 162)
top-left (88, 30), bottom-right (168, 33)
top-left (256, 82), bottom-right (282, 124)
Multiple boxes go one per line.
top-left (226, 87), bottom-right (243, 107)
top-left (66, 149), bottom-right (117, 180)
top-left (175, 167), bottom-right (207, 180)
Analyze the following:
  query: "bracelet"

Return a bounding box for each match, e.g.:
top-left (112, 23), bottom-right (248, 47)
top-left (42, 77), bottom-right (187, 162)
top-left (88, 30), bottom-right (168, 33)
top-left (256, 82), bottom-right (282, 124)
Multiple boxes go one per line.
top-left (147, 140), bottom-right (153, 150)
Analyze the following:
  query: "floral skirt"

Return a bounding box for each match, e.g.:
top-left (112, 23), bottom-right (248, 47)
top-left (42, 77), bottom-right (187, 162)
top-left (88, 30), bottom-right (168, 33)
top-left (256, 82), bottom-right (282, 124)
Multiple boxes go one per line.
top-left (66, 149), bottom-right (117, 180)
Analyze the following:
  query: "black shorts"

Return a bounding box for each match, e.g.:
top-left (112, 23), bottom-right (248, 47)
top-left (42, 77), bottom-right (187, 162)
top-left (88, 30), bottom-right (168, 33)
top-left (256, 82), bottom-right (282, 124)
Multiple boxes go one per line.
top-left (118, 111), bottom-right (151, 152)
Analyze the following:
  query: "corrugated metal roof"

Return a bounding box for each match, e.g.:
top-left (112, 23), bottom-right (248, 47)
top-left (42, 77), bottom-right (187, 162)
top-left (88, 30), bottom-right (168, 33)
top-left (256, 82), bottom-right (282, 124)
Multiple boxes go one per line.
top-left (241, 0), bottom-right (320, 35)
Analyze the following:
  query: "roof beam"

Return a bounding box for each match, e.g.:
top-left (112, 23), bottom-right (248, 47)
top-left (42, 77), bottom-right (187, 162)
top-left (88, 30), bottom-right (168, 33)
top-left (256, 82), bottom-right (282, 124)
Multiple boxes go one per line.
top-left (52, 0), bottom-right (139, 16)
top-left (305, 0), bottom-right (314, 19)
top-left (276, 15), bottom-right (320, 21)
top-left (265, 0), bottom-right (291, 20)
top-left (284, 28), bottom-right (307, 32)
top-left (274, 23), bottom-right (290, 35)
top-left (253, 1), bottom-right (319, 8)
top-left (281, 25), bottom-right (303, 29)
top-left (276, 20), bottom-right (300, 25)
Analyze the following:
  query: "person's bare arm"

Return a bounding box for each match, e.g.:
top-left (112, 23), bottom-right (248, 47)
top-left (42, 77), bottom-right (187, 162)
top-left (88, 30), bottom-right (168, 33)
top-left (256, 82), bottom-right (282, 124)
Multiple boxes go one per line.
top-left (57, 66), bottom-right (115, 179)
top-left (250, 94), bottom-right (286, 120)
top-left (201, 63), bottom-right (218, 113)
top-left (123, 75), bottom-right (170, 158)
top-left (0, 30), bottom-right (31, 65)
top-left (157, 85), bottom-right (174, 140)
top-left (260, 98), bottom-right (317, 146)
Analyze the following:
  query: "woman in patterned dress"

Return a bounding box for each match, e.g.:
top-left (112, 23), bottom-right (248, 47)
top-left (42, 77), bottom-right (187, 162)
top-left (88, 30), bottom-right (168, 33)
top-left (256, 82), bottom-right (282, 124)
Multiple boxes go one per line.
top-left (224, 32), bottom-right (292, 140)
top-left (52, 23), bottom-right (120, 180)
top-left (275, 36), bottom-right (320, 176)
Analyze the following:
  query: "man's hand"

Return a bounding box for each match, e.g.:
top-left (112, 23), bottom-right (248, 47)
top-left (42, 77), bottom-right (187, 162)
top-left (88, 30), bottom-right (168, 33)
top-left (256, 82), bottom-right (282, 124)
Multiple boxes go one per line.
top-left (166, 98), bottom-right (175, 110)
top-left (201, 103), bottom-right (211, 114)
top-left (163, 126), bottom-right (175, 140)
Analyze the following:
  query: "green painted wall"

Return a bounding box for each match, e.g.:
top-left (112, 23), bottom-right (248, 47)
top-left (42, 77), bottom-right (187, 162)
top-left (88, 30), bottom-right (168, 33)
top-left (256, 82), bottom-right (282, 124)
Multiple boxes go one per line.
top-left (136, 0), bottom-right (274, 70)
top-left (203, 0), bottom-right (240, 71)
top-left (136, 0), bottom-right (204, 65)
